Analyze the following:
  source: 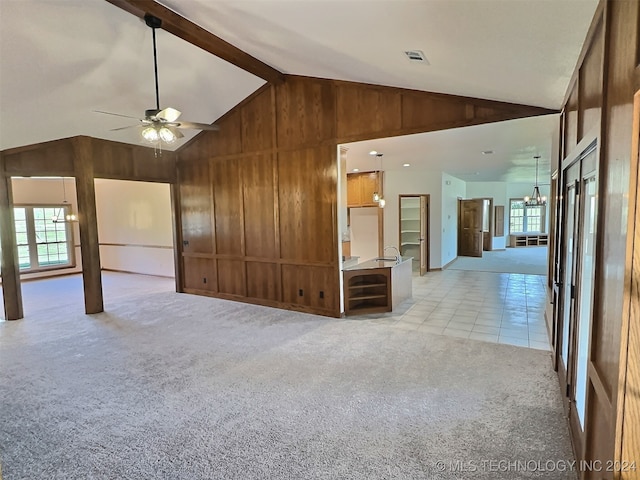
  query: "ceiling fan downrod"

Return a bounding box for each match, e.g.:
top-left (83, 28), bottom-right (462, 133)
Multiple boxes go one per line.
top-left (144, 14), bottom-right (162, 115)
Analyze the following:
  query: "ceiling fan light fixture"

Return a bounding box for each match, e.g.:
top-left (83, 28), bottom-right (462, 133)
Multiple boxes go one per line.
top-left (158, 127), bottom-right (176, 143)
top-left (142, 126), bottom-right (160, 142)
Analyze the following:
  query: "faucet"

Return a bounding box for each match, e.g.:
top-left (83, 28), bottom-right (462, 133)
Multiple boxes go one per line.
top-left (384, 245), bottom-right (401, 263)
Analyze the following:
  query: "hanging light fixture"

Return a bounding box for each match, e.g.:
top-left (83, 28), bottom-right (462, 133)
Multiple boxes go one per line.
top-left (524, 155), bottom-right (547, 206)
top-left (52, 177), bottom-right (78, 223)
top-left (372, 153), bottom-right (385, 208)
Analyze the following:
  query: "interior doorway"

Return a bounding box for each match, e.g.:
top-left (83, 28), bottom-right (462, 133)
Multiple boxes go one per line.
top-left (398, 194), bottom-right (430, 275)
top-left (554, 141), bottom-right (598, 461)
top-left (458, 198), bottom-right (484, 257)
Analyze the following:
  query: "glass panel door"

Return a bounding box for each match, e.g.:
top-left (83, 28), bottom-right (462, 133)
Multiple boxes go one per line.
top-left (574, 175), bottom-right (597, 428)
top-left (561, 182), bottom-right (577, 369)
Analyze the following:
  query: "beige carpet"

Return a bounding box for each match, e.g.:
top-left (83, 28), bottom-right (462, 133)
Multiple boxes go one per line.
top-left (449, 246), bottom-right (548, 275)
top-left (0, 273), bottom-right (575, 479)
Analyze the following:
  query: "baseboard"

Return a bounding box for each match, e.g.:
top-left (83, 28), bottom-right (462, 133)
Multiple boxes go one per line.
top-left (101, 268), bottom-right (174, 279)
top-left (438, 257), bottom-right (458, 270)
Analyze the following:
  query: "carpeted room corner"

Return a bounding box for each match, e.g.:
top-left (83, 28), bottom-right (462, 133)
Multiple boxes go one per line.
top-left (0, 283), bottom-right (576, 480)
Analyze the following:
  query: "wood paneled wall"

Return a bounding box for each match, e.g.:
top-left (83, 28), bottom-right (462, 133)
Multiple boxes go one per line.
top-left (0, 136), bottom-right (175, 319)
top-left (176, 75), bottom-right (554, 317)
top-left (556, 0), bottom-right (640, 477)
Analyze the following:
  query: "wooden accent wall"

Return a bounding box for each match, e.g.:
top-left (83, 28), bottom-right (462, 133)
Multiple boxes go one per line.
top-left (0, 136), bottom-right (175, 319)
top-left (176, 75), bottom-right (554, 317)
top-left (618, 89), bottom-right (640, 480)
top-left (556, 0), bottom-right (640, 477)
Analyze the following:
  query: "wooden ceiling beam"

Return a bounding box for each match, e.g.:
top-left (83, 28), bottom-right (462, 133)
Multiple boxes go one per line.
top-left (105, 0), bottom-right (285, 85)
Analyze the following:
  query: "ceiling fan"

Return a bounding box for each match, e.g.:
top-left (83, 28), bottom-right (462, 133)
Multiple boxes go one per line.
top-left (95, 14), bottom-right (218, 146)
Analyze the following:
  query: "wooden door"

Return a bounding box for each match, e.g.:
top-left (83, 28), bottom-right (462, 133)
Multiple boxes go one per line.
top-left (458, 199), bottom-right (483, 257)
top-left (419, 195), bottom-right (429, 275)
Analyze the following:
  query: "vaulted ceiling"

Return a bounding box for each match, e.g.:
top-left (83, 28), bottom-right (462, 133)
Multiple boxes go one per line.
top-left (0, 0), bottom-right (598, 182)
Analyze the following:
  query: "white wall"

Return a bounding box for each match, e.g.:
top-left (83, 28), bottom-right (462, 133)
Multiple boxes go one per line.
top-left (11, 177), bottom-right (83, 279)
top-left (384, 170), bottom-right (443, 268)
top-left (349, 207), bottom-right (379, 260)
top-left (441, 173), bottom-right (465, 266)
top-left (94, 179), bottom-right (174, 277)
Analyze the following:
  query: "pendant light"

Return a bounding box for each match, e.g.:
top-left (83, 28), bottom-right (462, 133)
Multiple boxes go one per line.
top-left (370, 152), bottom-right (385, 208)
top-left (51, 177), bottom-right (78, 223)
top-left (524, 156), bottom-right (547, 207)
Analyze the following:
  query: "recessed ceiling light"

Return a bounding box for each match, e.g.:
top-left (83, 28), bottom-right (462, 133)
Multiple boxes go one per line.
top-left (403, 163), bottom-right (410, 167)
top-left (353, 168), bottom-right (359, 172)
top-left (482, 150), bottom-right (493, 155)
top-left (369, 150), bottom-right (378, 156)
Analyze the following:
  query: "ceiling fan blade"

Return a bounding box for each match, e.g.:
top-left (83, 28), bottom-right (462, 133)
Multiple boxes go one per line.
top-left (94, 110), bottom-right (142, 120)
top-left (173, 128), bottom-right (184, 139)
top-left (176, 121), bottom-right (220, 131)
top-left (110, 124), bottom-right (141, 131)
top-left (156, 107), bottom-right (181, 122)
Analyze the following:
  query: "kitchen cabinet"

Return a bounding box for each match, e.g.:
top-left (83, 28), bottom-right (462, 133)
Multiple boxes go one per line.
top-left (347, 171), bottom-right (381, 207)
top-left (343, 257), bottom-right (412, 315)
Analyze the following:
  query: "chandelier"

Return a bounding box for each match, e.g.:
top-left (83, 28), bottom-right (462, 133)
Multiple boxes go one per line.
top-left (524, 156), bottom-right (547, 206)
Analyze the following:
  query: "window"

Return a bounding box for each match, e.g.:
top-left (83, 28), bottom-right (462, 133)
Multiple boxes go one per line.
top-left (509, 199), bottom-right (545, 234)
top-left (12, 205), bottom-right (74, 272)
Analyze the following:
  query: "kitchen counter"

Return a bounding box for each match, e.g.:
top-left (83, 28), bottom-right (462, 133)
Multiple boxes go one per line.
top-left (343, 256), bottom-right (413, 315)
top-left (344, 255), bottom-right (412, 271)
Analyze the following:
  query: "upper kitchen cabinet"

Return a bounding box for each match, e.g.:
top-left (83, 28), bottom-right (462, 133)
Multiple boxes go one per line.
top-left (347, 171), bottom-right (381, 208)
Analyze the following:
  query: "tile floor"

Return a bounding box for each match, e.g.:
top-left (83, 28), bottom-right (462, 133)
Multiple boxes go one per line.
top-left (353, 269), bottom-right (551, 350)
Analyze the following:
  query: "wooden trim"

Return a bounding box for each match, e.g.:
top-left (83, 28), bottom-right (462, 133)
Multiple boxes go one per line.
top-left (588, 361), bottom-right (613, 421)
top-left (335, 115), bottom-right (555, 146)
top-left (72, 137), bottom-right (103, 314)
top-left (0, 159), bottom-right (23, 320)
top-left (104, 0), bottom-right (284, 85)
top-left (615, 89), bottom-right (640, 476)
top-left (0, 136), bottom-right (74, 156)
top-left (561, 124), bottom-right (600, 169)
top-left (326, 76), bottom-right (558, 113)
top-left (377, 171), bottom-right (384, 258)
top-left (181, 252), bottom-right (337, 267)
top-left (562, 0), bottom-right (606, 106)
top-left (169, 182), bottom-right (182, 293)
top-left (182, 287), bottom-right (337, 318)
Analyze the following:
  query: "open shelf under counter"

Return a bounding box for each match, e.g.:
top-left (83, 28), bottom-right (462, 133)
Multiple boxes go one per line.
top-left (343, 257), bottom-right (412, 316)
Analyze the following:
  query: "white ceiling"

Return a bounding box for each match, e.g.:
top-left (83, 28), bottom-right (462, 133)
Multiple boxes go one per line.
top-left (0, 0), bottom-right (598, 182)
top-left (343, 114), bottom-right (559, 183)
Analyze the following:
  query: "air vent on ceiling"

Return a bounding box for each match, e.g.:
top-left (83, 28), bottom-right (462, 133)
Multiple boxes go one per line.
top-left (404, 50), bottom-right (429, 64)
